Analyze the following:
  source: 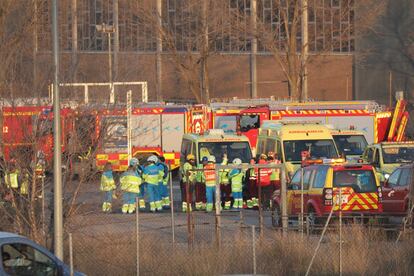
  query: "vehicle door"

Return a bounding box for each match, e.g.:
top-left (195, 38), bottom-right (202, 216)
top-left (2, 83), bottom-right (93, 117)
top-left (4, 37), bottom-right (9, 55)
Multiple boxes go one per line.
top-left (308, 165), bottom-right (329, 212)
top-left (287, 170), bottom-right (301, 215)
top-left (0, 241), bottom-right (61, 276)
top-left (291, 168), bottom-right (314, 215)
top-left (393, 168), bottom-right (412, 214)
top-left (382, 168), bottom-right (402, 214)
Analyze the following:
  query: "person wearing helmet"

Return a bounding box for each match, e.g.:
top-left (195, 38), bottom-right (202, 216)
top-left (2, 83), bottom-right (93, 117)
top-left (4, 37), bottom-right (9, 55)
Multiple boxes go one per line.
top-left (269, 152), bottom-right (282, 190)
top-left (120, 164), bottom-right (142, 214)
top-left (100, 162), bottom-right (116, 212)
top-left (180, 154), bottom-right (196, 212)
top-left (229, 158), bottom-right (245, 209)
top-left (257, 153), bottom-right (273, 210)
top-left (204, 155), bottom-right (217, 212)
top-left (219, 153), bottom-right (232, 210)
top-left (195, 156), bottom-right (208, 210)
top-left (246, 158), bottom-right (258, 209)
top-left (157, 156), bottom-right (170, 209)
top-left (143, 155), bottom-right (163, 212)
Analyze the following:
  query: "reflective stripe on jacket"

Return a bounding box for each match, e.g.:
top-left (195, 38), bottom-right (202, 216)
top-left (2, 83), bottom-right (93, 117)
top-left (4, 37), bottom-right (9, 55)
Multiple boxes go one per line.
top-left (229, 169), bottom-right (244, 192)
top-left (219, 158), bottom-right (230, 185)
top-left (181, 162), bottom-right (196, 183)
top-left (100, 174), bottom-right (116, 191)
top-left (120, 171), bottom-right (142, 193)
top-left (204, 163), bottom-right (216, 187)
top-left (143, 164), bottom-right (163, 185)
top-left (5, 172), bottom-right (19, 188)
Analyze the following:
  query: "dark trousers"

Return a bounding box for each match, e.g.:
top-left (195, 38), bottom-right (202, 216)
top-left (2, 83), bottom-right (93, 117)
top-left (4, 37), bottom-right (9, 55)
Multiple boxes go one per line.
top-left (260, 185), bottom-right (274, 209)
top-left (248, 178), bottom-right (258, 199)
top-left (180, 181), bottom-right (194, 204)
top-left (220, 184), bottom-right (232, 203)
top-left (195, 182), bottom-right (206, 203)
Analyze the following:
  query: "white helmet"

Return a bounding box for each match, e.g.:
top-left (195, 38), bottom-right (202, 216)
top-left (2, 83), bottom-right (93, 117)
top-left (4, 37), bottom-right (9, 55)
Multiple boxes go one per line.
top-left (232, 158), bottom-right (242, 165)
top-left (208, 155), bottom-right (216, 163)
top-left (129, 158), bottom-right (139, 166)
top-left (147, 155), bottom-right (158, 163)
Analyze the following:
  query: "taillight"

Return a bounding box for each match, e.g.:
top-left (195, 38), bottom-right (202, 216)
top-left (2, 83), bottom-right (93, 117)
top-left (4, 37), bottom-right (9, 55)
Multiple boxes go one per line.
top-left (378, 187), bottom-right (382, 202)
top-left (323, 188), bottom-right (333, 205)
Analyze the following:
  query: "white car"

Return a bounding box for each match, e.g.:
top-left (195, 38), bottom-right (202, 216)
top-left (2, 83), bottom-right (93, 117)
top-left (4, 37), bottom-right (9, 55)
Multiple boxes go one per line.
top-left (0, 232), bottom-right (84, 276)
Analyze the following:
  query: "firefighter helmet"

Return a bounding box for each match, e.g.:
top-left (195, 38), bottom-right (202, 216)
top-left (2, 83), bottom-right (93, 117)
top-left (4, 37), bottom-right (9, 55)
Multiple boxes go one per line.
top-left (129, 158), bottom-right (139, 166)
top-left (208, 155), bottom-right (216, 163)
top-left (186, 154), bottom-right (195, 161)
top-left (147, 155), bottom-right (158, 163)
top-left (232, 158), bottom-right (242, 165)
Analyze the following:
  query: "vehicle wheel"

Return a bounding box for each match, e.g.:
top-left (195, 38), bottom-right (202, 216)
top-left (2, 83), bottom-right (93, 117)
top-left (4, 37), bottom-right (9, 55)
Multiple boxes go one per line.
top-left (272, 204), bottom-right (282, 227)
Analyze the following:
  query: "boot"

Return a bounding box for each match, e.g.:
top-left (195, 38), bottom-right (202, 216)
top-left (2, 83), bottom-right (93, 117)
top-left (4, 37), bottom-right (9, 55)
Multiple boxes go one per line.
top-left (163, 197), bottom-right (171, 209)
top-left (106, 202), bottom-right (112, 212)
top-left (206, 203), bottom-right (213, 212)
top-left (224, 201), bottom-right (231, 210)
top-left (150, 202), bottom-right (156, 212)
top-left (253, 197), bottom-right (259, 207)
top-left (139, 199), bottom-right (146, 209)
top-left (156, 201), bottom-right (163, 211)
top-left (247, 199), bottom-right (253, 209)
top-left (195, 202), bottom-right (202, 210)
top-left (128, 204), bottom-right (136, 214)
top-left (182, 202), bottom-right (187, 212)
top-left (102, 202), bottom-right (107, 212)
top-left (201, 202), bottom-right (206, 210)
top-left (122, 204), bottom-right (129, 214)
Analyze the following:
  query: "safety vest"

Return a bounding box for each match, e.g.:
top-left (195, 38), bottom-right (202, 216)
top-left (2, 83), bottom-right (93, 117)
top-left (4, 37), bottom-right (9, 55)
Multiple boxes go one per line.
top-left (143, 164), bottom-right (163, 185)
top-left (5, 172), bottom-right (19, 189)
top-left (120, 172), bottom-right (142, 193)
top-left (20, 174), bottom-right (29, 195)
top-left (35, 162), bottom-right (45, 178)
top-left (219, 159), bottom-right (230, 185)
top-left (229, 169), bottom-right (244, 192)
top-left (181, 162), bottom-right (196, 183)
top-left (100, 174), bottom-right (116, 192)
top-left (270, 160), bottom-right (281, 181)
top-left (195, 164), bottom-right (205, 183)
top-left (257, 160), bottom-right (271, 186)
top-left (204, 163), bottom-right (216, 187)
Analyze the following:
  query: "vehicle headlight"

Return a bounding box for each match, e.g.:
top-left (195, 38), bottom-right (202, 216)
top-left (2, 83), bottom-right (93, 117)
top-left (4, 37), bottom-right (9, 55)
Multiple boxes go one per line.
top-left (384, 173), bottom-right (390, 180)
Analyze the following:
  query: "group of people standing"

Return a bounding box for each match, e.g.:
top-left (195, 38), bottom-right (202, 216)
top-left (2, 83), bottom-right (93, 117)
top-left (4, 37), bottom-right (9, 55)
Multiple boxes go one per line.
top-left (180, 152), bottom-right (284, 212)
top-left (100, 155), bottom-right (170, 214)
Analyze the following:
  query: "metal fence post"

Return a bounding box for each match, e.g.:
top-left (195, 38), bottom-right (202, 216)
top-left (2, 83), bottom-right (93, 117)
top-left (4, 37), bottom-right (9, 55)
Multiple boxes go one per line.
top-left (136, 197), bottom-right (140, 276)
top-left (186, 172), bottom-right (192, 249)
top-left (69, 233), bottom-right (74, 276)
top-left (281, 168), bottom-right (288, 236)
top-left (252, 225), bottom-right (257, 275)
top-left (215, 166), bottom-right (221, 248)
top-left (339, 188), bottom-right (342, 276)
top-left (169, 165), bottom-right (175, 244)
top-left (257, 168), bottom-right (263, 237)
top-left (300, 167), bottom-right (304, 237)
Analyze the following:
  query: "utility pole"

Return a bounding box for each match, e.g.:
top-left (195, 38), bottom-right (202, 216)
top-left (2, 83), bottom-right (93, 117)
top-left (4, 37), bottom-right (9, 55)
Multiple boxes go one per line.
top-left (113, 0), bottom-right (119, 83)
top-left (52, 0), bottom-right (63, 260)
top-left (250, 0), bottom-right (258, 99)
top-left (200, 0), bottom-right (209, 104)
top-left (156, 0), bottom-right (163, 101)
top-left (96, 23), bottom-right (115, 103)
top-left (71, 0), bottom-right (78, 80)
top-left (301, 0), bottom-right (309, 101)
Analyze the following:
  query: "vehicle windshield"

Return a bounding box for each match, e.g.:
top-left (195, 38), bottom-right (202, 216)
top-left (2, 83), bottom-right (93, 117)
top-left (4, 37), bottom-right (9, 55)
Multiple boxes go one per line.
top-left (199, 142), bottom-right (252, 163)
top-left (333, 169), bottom-right (377, 193)
top-left (382, 146), bottom-right (414, 164)
top-left (333, 135), bottom-right (368, 156)
top-left (283, 139), bottom-right (338, 163)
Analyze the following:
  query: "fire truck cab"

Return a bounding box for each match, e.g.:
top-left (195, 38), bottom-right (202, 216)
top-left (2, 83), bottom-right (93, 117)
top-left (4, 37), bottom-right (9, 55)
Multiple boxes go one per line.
top-left (257, 121), bottom-right (340, 176)
top-left (362, 141), bottom-right (414, 179)
top-left (180, 129), bottom-right (253, 167)
top-left (330, 129), bottom-right (368, 161)
top-left (272, 160), bottom-right (383, 227)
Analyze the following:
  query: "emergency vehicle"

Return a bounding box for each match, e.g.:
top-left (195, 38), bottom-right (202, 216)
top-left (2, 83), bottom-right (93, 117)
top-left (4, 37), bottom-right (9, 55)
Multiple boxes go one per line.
top-left (362, 141), bottom-right (414, 179)
top-left (330, 129), bottom-right (368, 161)
top-left (271, 159), bottom-right (383, 227)
top-left (180, 129), bottom-right (253, 167)
top-left (95, 104), bottom-right (210, 171)
top-left (1, 105), bottom-right (74, 167)
top-left (256, 121), bottom-right (340, 174)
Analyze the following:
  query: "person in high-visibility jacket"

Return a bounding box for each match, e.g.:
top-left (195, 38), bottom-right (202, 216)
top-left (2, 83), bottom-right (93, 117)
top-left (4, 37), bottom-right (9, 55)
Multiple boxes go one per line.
top-left (180, 154), bottom-right (196, 212)
top-left (257, 154), bottom-right (272, 209)
top-left (100, 162), bottom-right (117, 212)
top-left (204, 155), bottom-right (217, 212)
top-left (195, 156), bottom-right (208, 210)
top-left (269, 152), bottom-right (282, 190)
top-left (143, 155), bottom-right (163, 212)
top-left (135, 160), bottom-right (147, 210)
top-left (219, 154), bottom-right (232, 210)
top-left (247, 158), bottom-right (258, 208)
top-left (120, 161), bottom-right (142, 214)
top-left (229, 158), bottom-right (245, 209)
top-left (4, 163), bottom-right (19, 190)
top-left (157, 156), bottom-right (170, 209)
top-left (19, 170), bottom-right (29, 196)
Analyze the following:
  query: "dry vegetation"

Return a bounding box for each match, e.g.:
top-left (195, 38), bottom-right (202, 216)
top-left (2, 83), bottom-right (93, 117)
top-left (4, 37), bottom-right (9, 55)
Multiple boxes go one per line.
top-left (68, 225), bottom-right (414, 276)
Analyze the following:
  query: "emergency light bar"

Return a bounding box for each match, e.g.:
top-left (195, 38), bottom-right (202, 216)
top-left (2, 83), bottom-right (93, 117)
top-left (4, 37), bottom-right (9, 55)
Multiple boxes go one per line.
top-left (206, 129), bottom-right (225, 136)
top-left (322, 158), bottom-right (346, 164)
top-left (382, 141), bottom-right (414, 145)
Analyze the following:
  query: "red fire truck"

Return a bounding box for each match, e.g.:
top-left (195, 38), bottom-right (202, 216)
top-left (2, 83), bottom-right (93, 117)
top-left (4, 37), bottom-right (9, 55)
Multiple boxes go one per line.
top-left (1, 105), bottom-right (74, 167)
top-left (94, 104), bottom-right (210, 171)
